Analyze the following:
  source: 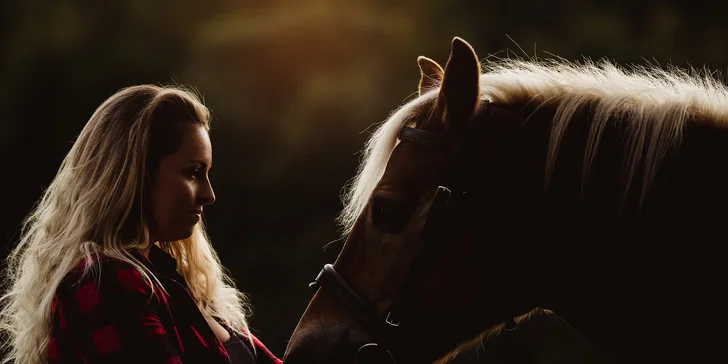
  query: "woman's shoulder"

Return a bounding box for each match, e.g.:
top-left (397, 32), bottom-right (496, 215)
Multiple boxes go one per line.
top-left (56, 252), bottom-right (156, 300)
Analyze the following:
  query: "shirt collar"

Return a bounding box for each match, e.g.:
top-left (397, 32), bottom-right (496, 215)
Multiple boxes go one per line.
top-left (131, 244), bottom-right (181, 279)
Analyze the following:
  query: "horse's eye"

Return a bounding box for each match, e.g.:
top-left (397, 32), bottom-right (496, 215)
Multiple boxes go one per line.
top-left (370, 196), bottom-right (412, 234)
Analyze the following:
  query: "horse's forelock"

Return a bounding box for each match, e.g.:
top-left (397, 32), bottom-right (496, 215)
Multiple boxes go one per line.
top-left (338, 90), bottom-right (441, 236)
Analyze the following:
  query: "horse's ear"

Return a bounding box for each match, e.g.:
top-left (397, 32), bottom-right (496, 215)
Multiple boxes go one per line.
top-left (438, 37), bottom-right (480, 131)
top-left (418, 56), bottom-right (444, 96)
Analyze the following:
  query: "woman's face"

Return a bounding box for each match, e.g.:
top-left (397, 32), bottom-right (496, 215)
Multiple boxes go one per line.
top-left (149, 124), bottom-right (216, 242)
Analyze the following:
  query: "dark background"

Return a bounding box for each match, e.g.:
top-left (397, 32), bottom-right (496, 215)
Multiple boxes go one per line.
top-left (3, 0), bottom-right (728, 358)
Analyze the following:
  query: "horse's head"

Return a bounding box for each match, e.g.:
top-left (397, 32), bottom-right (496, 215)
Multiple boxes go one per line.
top-left (284, 37), bottom-right (539, 364)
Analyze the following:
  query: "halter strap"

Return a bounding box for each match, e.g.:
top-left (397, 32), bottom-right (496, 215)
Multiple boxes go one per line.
top-left (398, 126), bottom-right (448, 147)
top-left (398, 100), bottom-right (490, 148)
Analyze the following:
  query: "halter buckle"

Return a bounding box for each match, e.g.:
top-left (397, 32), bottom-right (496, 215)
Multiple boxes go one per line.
top-left (385, 310), bottom-right (401, 327)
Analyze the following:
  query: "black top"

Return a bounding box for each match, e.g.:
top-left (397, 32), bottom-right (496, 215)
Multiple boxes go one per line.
top-left (222, 325), bottom-right (256, 364)
top-left (147, 246), bottom-right (269, 364)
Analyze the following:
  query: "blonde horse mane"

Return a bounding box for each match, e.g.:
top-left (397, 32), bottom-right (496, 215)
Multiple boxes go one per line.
top-left (339, 57), bottom-right (728, 236)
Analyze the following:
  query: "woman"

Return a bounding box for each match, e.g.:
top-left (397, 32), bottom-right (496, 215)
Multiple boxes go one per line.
top-left (0, 85), bottom-right (282, 364)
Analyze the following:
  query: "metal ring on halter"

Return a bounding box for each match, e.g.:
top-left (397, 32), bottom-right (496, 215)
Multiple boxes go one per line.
top-left (355, 343), bottom-right (396, 364)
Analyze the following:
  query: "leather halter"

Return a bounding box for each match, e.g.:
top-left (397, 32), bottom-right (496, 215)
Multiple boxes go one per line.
top-left (398, 126), bottom-right (449, 148)
top-left (308, 100), bottom-right (515, 363)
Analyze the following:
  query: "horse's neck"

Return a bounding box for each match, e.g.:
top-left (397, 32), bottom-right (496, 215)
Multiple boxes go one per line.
top-left (537, 114), bottom-right (728, 361)
top-left (473, 104), bottom-right (728, 364)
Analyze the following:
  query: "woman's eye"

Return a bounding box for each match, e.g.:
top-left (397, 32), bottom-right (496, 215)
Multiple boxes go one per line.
top-left (370, 196), bottom-right (412, 234)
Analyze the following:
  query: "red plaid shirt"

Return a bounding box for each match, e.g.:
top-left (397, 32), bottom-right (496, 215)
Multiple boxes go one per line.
top-left (47, 246), bottom-right (282, 364)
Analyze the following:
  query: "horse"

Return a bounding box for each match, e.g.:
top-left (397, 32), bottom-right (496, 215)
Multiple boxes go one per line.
top-left (283, 37), bottom-right (728, 364)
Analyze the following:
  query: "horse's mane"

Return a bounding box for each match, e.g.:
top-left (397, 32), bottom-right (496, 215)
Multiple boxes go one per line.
top-left (434, 307), bottom-right (555, 364)
top-left (338, 57), bottom-right (728, 236)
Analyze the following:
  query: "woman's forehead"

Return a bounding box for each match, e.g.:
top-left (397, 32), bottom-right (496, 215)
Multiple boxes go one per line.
top-left (168, 125), bottom-right (212, 164)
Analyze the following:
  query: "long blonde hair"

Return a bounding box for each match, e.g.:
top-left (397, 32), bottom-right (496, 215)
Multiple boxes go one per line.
top-left (0, 85), bottom-right (251, 364)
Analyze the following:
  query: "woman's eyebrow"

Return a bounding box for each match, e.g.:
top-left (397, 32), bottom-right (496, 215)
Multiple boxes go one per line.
top-left (185, 160), bottom-right (210, 168)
